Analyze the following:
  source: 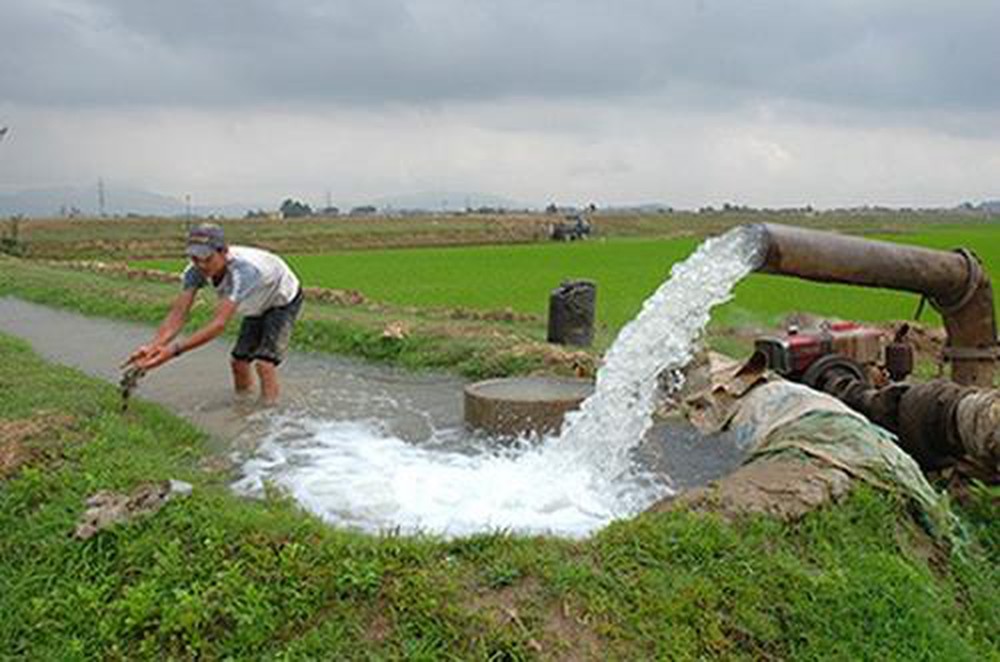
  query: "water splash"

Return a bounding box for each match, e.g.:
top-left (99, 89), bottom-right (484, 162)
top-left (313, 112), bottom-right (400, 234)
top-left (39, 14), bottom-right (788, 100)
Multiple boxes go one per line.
top-left (556, 225), bottom-right (767, 486)
top-left (233, 418), bottom-right (615, 537)
top-left (235, 225), bottom-right (766, 537)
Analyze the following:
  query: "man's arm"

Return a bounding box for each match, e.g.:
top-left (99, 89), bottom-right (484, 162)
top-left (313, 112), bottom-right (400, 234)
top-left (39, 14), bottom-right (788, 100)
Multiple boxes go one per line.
top-left (125, 289), bottom-right (197, 365)
top-left (153, 288), bottom-right (198, 346)
top-left (135, 298), bottom-right (238, 370)
top-left (171, 298), bottom-right (238, 356)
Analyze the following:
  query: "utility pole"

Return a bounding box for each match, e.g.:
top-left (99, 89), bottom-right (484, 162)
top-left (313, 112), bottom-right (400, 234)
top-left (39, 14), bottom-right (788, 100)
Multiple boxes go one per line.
top-left (185, 194), bottom-right (192, 230)
top-left (97, 178), bottom-right (106, 217)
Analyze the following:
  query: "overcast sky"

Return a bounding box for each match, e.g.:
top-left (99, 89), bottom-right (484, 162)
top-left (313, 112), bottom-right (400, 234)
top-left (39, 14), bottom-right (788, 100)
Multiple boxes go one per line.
top-left (2, 0), bottom-right (1000, 209)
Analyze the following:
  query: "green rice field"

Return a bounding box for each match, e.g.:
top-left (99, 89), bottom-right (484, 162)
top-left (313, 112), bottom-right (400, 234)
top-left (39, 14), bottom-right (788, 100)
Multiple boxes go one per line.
top-left (138, 224), bottom-right (1000, 332)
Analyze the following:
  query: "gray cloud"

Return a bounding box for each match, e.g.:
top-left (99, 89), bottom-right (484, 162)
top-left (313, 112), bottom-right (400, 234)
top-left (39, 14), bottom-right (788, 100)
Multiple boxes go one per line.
top-left (4, 0), bottom-right (999, 111)
top-left (4, 1), bottom-right (1000, 209)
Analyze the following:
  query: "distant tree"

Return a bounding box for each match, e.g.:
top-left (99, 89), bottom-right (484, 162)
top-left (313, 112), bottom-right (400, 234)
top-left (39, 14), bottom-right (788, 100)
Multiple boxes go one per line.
top-left (349, 205), bottom-right (377, 216)
top-left (280, 199), bottom-right (313, 218)
top-left (1, 214), bottom-right (25, 256)
top-left (545, 202), bottom-right (559, 214)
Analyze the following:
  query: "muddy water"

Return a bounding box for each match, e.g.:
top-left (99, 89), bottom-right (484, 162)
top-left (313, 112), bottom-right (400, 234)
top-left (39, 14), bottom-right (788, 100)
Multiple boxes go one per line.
top-left (0, 297), bottom-right (466, 447)
top-left (0, 297), bottom-right (746, 537)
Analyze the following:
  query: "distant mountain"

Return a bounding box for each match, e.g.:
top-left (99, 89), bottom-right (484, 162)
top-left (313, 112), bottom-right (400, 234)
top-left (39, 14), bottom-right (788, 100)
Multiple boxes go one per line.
top-left (0, 186), bottom-right (253, 218)
top-left (366, 191), bottom-right (532, 212)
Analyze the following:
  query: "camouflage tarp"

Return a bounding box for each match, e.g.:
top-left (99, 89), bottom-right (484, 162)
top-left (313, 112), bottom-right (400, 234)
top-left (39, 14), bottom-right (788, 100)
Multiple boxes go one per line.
top-left (671, 357), bottom-right (961, 542)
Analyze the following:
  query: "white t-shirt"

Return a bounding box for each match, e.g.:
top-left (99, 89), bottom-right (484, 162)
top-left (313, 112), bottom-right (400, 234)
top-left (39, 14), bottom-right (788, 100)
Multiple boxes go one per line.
top-left (182, 246), bottom-right (300, 317)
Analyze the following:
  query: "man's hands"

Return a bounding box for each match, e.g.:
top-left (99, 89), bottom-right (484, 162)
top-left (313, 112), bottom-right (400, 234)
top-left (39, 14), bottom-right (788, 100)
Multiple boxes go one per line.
top-left (122, 294), bottom-right (230, 372)
top-left (123, 290), bottom-right (197, 371)
top-left (125, 343), bottom-right (157, 367)
top-left (138, 344), bottom-right (178, 370)
top-left (124, 343), bottom-right (179, 370)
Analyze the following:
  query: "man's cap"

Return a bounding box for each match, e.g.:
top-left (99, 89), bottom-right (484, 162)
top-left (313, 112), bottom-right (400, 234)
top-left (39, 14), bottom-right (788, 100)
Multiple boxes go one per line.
top-left (186, 223), bottom-right (226, 258)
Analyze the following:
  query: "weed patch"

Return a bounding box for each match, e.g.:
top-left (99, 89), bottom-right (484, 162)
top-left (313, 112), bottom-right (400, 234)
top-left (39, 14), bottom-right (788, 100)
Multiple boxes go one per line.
top-left (0, 323), bottom-right (997, 658)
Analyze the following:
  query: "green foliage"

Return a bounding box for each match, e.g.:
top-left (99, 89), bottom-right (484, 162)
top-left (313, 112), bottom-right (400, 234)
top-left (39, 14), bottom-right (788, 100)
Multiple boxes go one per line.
top-left (145, 238), bottom-right (700, 332)
top-left (142, 223), bottom-right (1000, 333)
top-left (1, 334), bottom-right (997, 660)
top-left (0, 256), bottom-right (554, 379)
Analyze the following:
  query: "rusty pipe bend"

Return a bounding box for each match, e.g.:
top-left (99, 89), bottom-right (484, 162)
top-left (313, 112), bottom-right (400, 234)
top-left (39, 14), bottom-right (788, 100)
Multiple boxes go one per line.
top-left (930, 248), bottom-right (983, 315)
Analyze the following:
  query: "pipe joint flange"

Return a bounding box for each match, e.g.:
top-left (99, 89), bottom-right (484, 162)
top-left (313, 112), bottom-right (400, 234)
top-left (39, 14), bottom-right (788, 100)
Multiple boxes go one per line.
top-left (941, 345), bottom-right (1000, 362)
top-left (930, 248), bottom-right (985, 316)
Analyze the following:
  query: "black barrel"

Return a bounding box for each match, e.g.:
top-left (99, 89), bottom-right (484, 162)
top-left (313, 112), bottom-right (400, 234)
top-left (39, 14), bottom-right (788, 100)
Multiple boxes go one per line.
top-left (547, 280), bottom-right (596, 346)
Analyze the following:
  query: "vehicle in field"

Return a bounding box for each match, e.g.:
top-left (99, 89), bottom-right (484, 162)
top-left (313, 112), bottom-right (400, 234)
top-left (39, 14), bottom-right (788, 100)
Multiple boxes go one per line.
top-left (549, 213), bottom-right (592, 241)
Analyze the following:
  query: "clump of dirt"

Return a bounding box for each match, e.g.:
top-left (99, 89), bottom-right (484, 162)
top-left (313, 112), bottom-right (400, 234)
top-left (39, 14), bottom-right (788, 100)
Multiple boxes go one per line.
top-left (508, 343), bottom-right (597, 378)
top-left (74, 479), bottom-right (193, 540)
top-left (540, 598), bottom-right (605, 661)
top-left (467, 578), bottom-right (544, 656)
top-left (362, 605), bottom-right (393, 645)
top-left (56, 259), bottom-right (179, 284)
top-left (302, 285), bottom-right (367, 306)
top-left (0, 412), bottom-right (77, 480)
top-left (0, 412), bottom-right (75, 445)
top-left (447, 306), bottom-right (540, 323)
top-left (652, 457), bottom-right (855, 522)
top-left (0, 441), bottom-right (35, 480)
top-left (468, 577), bottom-right (604, 659)
top-left (197, 454), bottom-right (234, 474)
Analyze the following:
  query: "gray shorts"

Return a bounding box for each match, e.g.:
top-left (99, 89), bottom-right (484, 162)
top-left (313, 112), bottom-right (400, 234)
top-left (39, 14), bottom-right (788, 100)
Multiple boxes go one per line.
top-left (231, 289), bottom-right (303, 365)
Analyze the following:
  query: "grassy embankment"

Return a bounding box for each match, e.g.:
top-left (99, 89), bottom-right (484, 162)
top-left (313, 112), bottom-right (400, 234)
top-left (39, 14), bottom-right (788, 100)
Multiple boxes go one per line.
top-left (0, 254), bottom-right (574, 380)
top-left (2, 332), bottom-right (997, 659)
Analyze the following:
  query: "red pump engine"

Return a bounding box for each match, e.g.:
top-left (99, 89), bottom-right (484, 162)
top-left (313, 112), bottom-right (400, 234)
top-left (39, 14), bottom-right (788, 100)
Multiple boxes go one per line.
top-left (754, 321), bottom-right (909, 385)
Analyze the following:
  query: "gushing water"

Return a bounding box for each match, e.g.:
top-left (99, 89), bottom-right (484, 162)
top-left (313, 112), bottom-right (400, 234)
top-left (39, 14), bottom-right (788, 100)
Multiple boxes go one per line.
top-left (235, 226), bottom-right (766, 538)
top-left (556, 225), bottom-right (767, 485)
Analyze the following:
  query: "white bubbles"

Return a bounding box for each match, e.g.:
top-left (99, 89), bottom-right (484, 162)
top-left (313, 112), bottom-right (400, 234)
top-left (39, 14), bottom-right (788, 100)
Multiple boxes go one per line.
top-left (234, 226), bottom-right (765, 538)
top-left (234, 417), bottom-right (619, 538)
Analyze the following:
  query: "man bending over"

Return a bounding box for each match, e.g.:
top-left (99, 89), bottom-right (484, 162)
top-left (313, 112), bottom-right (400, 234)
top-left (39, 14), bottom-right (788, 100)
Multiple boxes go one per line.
top-left (126, 223), bottom-right (303, 403)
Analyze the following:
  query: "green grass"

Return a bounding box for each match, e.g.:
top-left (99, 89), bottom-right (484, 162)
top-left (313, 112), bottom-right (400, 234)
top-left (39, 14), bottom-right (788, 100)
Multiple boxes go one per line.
top-left (7, 220), bottom-right (1000, 382)
top-left (1, 333), bottom-right (998, 659)
top-left (141, 237), bottom-right (701, 333)
top-left (0, 256), bottom-right (563, 380)
top-left (139, 223), bottom-right (1000, 332)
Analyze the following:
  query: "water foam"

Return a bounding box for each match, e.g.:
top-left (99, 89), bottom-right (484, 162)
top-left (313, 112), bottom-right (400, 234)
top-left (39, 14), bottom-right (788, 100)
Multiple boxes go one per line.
top-left (556, 225), bottom-right (767, 483)
top-left (235, 226), bottom-right (766, 538)
top-left (233, 418), bottom-right (617, 537)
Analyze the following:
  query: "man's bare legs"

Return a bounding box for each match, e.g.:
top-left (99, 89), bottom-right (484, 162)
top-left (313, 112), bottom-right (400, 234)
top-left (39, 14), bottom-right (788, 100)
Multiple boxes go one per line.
top-left (231, 357), bottom-right (280, 404)
top-left (231, 358), bottom-right (254, 395)
top-left (255, 361), bottom-right (280, 404)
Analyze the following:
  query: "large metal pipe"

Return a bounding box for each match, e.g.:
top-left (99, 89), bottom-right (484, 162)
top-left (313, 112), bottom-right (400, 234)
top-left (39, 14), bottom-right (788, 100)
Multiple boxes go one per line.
top-left (754, 223), bottom-right (998, 386)
top-left (812, 369), bottom-right (998, 479)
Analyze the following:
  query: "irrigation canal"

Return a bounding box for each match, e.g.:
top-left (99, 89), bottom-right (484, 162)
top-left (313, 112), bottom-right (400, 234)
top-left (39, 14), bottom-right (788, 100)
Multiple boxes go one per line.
top-left (0, 297), bottom-right (745, 537)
